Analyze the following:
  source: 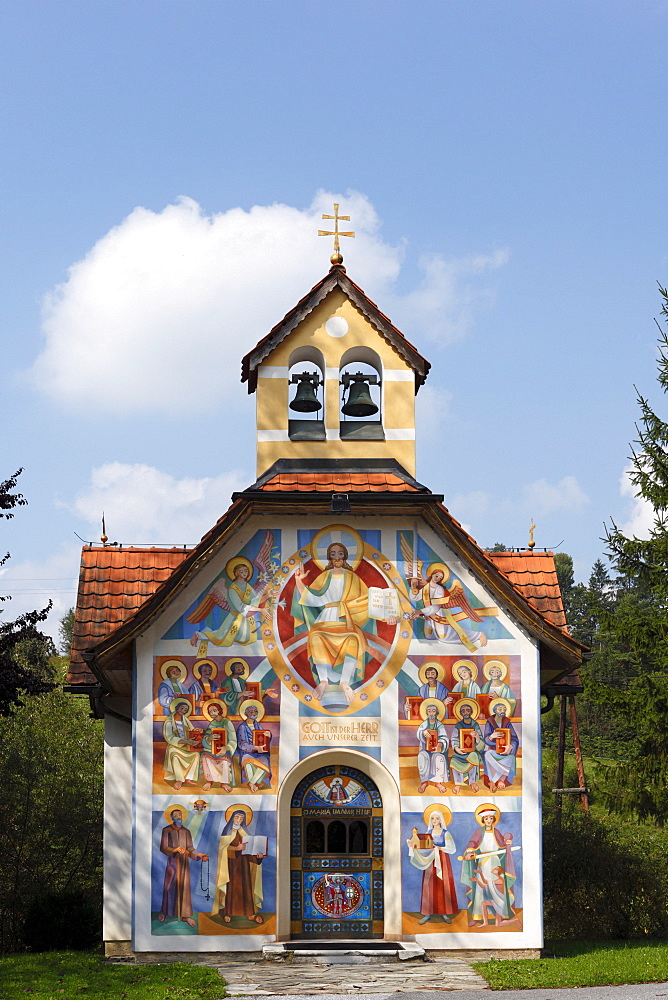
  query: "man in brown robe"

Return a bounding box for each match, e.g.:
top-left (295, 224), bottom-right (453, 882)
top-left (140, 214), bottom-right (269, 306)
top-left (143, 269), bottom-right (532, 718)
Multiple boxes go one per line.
top-left (158, 808), bottom-right (208, 926)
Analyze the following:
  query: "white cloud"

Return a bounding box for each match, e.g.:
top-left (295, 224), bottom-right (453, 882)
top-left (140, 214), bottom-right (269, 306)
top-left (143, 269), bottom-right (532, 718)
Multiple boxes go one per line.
top-left (448, 490), bottom-right (492, 520)
top-left (28, 191), bottom-right (509, 415)
top-left (619, 463), bottom-right (655, 538)
top-left (445, 490), bottom-right (492, 535)
top-left (0, 544), bottom-right (81, 643)
top-left (62, 462), bottom-right (247, 546)
top-left (0, 463), bottom-right (248, 642)
top-left (386, 248), bottom-right (510, 343)
top-left (416, 383), bottom-right (453, 425)
top-left (522, 475), bottom-right (589, 517)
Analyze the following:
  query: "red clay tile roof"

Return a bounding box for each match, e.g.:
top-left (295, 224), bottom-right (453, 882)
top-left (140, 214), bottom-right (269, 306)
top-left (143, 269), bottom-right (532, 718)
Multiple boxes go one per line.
top-left (68, 546), bottom-right (190, 685)
top-left (67, 494), bottom-right (584, 693)
top-left (259, 472), bottom-right (420, 492)
top-left (486, 551), bottom-right (567, 630)
top-left (241, 265), bottom-right (430, 393)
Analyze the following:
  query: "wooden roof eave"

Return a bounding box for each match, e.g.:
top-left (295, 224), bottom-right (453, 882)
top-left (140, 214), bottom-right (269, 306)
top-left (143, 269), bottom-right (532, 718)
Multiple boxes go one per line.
top-left (419, 502), bottom-right (586, 674)
top-left (241, 267), bottom-right (431, 393)
top-left (84, 490), bottom-right (584, 696)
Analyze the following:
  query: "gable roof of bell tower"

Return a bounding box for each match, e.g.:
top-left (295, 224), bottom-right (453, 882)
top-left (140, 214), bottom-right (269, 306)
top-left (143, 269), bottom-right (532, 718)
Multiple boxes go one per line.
top-left (241, 263), bottom-right (431, 394)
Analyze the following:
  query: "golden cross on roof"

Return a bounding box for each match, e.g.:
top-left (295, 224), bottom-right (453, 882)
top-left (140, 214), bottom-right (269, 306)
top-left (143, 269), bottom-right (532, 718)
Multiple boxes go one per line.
top-left (319, 203), bottom-right (355, 265)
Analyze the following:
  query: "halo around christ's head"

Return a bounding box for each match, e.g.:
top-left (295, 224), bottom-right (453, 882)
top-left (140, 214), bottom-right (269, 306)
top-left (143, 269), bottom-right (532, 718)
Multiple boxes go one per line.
top-left (310, 524), bottom-right (364, 571)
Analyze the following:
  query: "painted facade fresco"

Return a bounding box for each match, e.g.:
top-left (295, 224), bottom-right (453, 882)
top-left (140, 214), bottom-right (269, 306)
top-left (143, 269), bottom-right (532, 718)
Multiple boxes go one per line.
top-left (140, 522), bottom-right (533, 948)
top-left (401, 802), bottom-right (522, 934)
top-left (150, 799), bottom-right (277, 937)
top-left (397, 655), bottom-right (522, 797)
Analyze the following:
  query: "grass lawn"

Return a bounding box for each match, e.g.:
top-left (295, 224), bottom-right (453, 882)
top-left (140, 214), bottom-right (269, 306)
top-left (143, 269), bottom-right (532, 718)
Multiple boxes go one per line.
top-left (0, 952), bottom-right (226, 1000)
top-left (473, 939), bottom-right (668, 990)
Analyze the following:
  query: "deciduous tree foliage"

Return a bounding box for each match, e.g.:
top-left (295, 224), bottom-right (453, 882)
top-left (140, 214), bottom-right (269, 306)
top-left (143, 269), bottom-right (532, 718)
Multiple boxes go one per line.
top-left (0, 661), bottom-right (103, 952)
top-left (0, 470), bottom-right (54, 715)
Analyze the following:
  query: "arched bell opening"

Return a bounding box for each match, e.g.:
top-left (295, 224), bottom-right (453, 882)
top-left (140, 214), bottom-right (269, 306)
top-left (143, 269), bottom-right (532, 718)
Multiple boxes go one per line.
top-left (288, 347), bottom-right (325, 441)
top-left (339, 347), bottom-right (384, 441)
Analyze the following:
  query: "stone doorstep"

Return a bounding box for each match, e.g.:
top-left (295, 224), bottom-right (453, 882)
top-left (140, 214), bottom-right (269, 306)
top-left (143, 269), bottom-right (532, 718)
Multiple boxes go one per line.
top-left (103, 943), bottom-right (538, 964)
top-left (263, 942), bottom-right (425, 964)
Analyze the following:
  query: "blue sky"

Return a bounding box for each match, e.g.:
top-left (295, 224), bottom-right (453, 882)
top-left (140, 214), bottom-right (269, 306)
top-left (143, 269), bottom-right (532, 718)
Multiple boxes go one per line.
top-left (1, 0), bottom-right (666, 637)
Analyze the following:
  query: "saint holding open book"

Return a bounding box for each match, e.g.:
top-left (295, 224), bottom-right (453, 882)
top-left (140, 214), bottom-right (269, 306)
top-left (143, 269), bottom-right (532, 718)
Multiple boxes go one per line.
top-left (292, 541), bottom-right (399, 711)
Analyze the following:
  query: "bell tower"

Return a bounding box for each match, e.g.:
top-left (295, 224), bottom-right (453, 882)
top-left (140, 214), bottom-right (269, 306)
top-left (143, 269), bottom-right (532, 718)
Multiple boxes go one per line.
top-left (241, 207), bottom-right (430, 478)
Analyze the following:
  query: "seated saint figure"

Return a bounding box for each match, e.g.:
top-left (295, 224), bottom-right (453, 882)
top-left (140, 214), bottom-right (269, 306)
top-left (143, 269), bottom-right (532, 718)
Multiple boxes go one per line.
top-left (453, 663), bottom-right (481, 699)
top-left (188, 660), bottom-right (219, 709)
top-left (235, 702), bottom-right (272, 792)
top-left (218, 660), bottom-right (253, 716)
top-left (157, 662), bottom-right (190, 715)
top-left (292, 542), bottom-right (394, 709)
top-left (450, 699), bottom-right (485, 794)
top-left (481, 662), bottom-right (517, 714)
top-left (484, 699), bottom-right (519, 792)
top-left (416, 699), bottom-right (449, 793)
top-left (200, 701), bottom-right (237, 792)
top-left (163, 699), bottom-right (201, 790)
top-left (418, 664), bottom-right (453, 703)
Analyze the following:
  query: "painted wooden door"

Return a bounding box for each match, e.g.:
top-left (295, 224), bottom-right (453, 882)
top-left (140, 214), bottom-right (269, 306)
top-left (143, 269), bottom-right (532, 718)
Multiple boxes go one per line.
top-left (290, 764), bottom-right (384, 939)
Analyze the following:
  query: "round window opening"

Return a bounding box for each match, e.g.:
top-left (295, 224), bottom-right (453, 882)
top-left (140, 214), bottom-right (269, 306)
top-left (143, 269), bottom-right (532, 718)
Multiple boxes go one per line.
top-left (325, 316), bottom-right (348, 338)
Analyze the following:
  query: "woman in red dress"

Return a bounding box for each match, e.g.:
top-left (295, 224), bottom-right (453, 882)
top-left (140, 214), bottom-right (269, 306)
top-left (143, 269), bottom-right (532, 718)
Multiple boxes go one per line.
top-left (407, 809), bottom-right (458, 925)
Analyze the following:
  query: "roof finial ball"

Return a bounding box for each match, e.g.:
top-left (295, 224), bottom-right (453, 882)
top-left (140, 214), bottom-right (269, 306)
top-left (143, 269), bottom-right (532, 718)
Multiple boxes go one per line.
top-left (319, 202), bottom-right (354, 269)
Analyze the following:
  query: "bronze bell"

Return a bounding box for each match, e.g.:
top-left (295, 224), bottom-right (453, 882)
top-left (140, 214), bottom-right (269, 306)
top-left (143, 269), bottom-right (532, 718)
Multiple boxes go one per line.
top-left (341, 374), bottom-right (379, 417)
top-left (289, 373), bottom-right (322, 412)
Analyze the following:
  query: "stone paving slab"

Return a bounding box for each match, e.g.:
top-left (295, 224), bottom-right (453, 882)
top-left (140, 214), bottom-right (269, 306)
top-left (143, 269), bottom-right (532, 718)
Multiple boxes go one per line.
top-left (217, 958), bottom-right (489, 994)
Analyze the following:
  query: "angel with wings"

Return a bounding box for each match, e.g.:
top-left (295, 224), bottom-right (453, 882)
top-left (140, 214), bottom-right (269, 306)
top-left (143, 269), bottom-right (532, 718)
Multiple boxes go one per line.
top-left (399, 533), bottom-right (490, 652)
top-left (188, 532), bottom-right (276, 649)
top-left (311, 777), bottom-right (363, 804)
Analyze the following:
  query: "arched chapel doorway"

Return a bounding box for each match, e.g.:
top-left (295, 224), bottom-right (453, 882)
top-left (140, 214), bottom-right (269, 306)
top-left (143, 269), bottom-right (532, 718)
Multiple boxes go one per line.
top-left (289, 765), bottom-right (384, 939)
